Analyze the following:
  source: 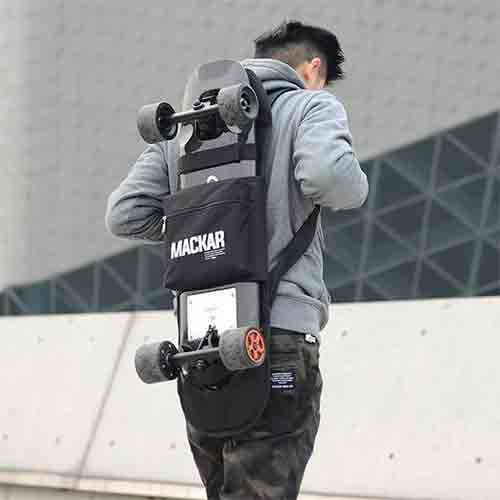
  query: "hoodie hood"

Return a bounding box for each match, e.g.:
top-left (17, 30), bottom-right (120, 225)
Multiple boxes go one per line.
top-left (241, 58), bottom-right (304, 96)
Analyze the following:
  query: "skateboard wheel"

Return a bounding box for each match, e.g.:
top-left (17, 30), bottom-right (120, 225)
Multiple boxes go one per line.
top-left (135, 340), bottom-right (179, 383)
top-left (217, 84), bottom-right (259, 133)
top-left (219, 326), bottom-right (266, 371)
top-left (137, 102), bottom-right (178, 143)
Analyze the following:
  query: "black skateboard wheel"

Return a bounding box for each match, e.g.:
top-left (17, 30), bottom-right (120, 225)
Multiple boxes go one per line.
top-left (137, 102), bottom-right (178, 143)
top-left (217, 84), bottom-right (259, 133)
top-left (219, 326), bottom-right (266, 371)
top-left (135, 340), bottom-right (179, 383)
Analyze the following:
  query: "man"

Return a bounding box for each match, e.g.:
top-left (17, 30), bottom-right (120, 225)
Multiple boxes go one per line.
top-left (106, 20), bottom-right (368, 500)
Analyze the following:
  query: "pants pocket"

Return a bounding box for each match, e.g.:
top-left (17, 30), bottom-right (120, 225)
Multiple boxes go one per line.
top-left (247, 334), bottom-right (317, 436)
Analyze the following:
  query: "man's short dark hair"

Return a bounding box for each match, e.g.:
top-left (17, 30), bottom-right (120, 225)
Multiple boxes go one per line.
top-left (254, 20), bottom-right (344, 83)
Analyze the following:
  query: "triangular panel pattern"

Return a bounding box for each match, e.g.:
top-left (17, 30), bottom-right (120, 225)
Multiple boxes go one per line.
top-left (428, 241), bottom-right (476, 287)
top-left (450, 112), bottom-right (498, 164)
top-left (437, 137), bottom-right (485, 188)
top-left (385, 138), bottom-right (435, 191)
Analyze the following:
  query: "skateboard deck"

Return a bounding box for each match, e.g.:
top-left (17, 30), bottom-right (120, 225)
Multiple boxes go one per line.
top-left (178, 59), bottom-right (259, 189)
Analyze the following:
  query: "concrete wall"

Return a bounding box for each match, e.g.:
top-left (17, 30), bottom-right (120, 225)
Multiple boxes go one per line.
top-left (1, 297), bottom-right (500, 499)
top-left (0, 485), bottom-right (163, 500)
top-left (1, 0), bottom-right (500, 288)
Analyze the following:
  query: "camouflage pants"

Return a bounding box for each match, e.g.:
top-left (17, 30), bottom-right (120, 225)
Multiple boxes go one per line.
top-left (186, 328), bottom-right (323, 500)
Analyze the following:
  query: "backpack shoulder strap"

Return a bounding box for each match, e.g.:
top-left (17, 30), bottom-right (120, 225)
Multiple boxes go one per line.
top-left (265, 86), bottom-right (320, 306)
top-left (269, 87), bottom-right (296, 106)
top-left (245, 76), bottom-right (319, 309)
top-left (268, 205), bottom-right (320, 307)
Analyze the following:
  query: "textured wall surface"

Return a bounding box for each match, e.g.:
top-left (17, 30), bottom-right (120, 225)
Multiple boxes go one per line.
top-left (1, 0), bottom-right (500, 287)
top-left (1, 297), bottom-right (500, 500)
top-left (0, 485), bottom-right (162, 500)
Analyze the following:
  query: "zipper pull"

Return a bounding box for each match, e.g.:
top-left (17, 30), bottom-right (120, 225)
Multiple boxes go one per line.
top-left (161, 215), bottom-right (167, 235)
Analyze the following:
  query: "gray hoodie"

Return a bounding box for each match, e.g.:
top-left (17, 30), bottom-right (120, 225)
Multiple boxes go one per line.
top-left (105, 59), bottom-right (368, 335)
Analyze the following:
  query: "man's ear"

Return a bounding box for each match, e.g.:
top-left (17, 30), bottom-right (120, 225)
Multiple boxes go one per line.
top-left (311, 57), bottom-right (322, 72)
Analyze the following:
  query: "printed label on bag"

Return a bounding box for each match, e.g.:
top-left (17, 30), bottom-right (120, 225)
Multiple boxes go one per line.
top-left (170, 230), bottom-right (226, 260)
top-left (271, 369), bottom-right (296, 390)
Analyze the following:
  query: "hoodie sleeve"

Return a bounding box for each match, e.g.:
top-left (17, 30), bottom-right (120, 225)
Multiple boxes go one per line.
top-left (292, 91), bottom-right (369, 210)
top-left (105, 142), bottom-right (170, 243)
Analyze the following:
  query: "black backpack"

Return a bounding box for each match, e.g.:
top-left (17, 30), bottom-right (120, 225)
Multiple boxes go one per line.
top-left (135, 60), bottom-right (319, 437)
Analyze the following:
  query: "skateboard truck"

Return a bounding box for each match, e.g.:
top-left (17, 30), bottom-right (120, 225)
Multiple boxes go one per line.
top-left (137, 83), bottom-right (259, 144)
top-left (135, 325), bottom-right (266, 384)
